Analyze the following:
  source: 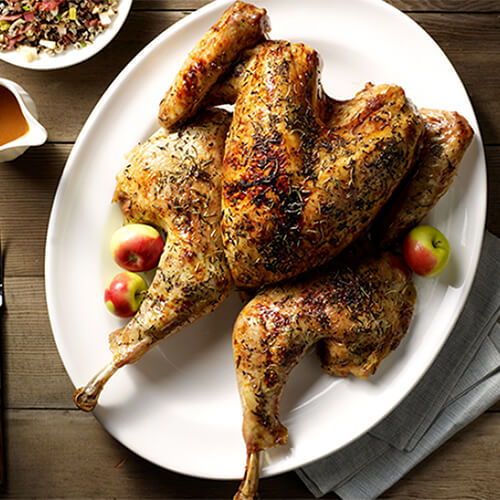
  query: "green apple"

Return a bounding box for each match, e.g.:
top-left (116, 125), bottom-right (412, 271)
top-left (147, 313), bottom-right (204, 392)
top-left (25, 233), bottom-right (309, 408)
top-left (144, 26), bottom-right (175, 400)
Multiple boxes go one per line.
top-left (104, 271), bottom-right (147, 318)
top-left (402, 225), bottom-right (450, 277)
top-left (111, 223), bottom-right (164, 272)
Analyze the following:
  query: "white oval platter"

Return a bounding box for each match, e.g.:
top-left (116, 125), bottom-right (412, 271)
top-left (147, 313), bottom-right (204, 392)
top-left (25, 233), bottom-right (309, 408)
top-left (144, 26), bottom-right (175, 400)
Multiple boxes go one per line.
top-left (45, 0), bottom-right (487, 480)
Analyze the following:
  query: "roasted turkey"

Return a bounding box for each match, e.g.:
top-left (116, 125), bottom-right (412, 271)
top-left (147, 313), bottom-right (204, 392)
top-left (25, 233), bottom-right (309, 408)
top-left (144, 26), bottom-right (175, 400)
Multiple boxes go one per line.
top-left (149, 7), bottom-right (473, 500)
top-left (74, 109), bottom-right (232, 411)
top-left (157, 11), bottom-right (424, 291)
top-left (202, 43), bottom-right (474, 257)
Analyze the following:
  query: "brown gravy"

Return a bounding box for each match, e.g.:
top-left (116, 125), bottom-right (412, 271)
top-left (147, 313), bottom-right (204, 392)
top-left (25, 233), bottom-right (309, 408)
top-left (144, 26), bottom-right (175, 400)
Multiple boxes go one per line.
top-left (0, 86), bottom-right (29, 146)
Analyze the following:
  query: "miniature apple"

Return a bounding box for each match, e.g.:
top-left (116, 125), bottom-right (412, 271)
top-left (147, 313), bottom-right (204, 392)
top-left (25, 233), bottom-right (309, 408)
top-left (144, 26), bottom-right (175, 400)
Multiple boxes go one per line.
top-left (402, 225), bottom-right (451, 277)
top-left (104, 271), bottom-right (148, 318)
top-left (111, 223), bottom-right (164, 272)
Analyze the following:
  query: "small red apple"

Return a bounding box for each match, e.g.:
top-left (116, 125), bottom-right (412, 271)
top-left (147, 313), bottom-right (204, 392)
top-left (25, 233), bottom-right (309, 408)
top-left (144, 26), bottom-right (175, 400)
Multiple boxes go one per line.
top-left (111, 223), bottom-right (164, 272)
top-left (104, 271), bottom-right (148, 318)
top-left (402, 225), bottom-right (451, 277)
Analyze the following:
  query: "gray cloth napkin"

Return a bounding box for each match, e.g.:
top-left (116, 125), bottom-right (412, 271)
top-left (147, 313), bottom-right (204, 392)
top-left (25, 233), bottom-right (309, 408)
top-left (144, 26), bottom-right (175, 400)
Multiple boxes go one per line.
top-left (297, 231), bottom-right (500, 499)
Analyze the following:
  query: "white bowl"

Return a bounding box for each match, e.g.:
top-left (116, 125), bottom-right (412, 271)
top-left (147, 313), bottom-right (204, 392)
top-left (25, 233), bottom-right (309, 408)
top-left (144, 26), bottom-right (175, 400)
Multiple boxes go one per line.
top-left (0, 0), bottom-right (132, 70)
top-left (0, 78), bottom-right (47, 162)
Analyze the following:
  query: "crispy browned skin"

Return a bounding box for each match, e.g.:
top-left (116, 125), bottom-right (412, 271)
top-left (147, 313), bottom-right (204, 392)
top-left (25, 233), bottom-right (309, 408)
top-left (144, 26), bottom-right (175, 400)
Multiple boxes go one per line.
top-left (203, 43), bottom-right (267, 107)
top-left (221, 41), bottom-right (423, 289)
top-left (378, 108), bottom-right (474, 247)
top-left (207, 54), bottom-right (473, 253)
top-left (73, 109), bottom-right (233, 411)
top-left (315, 257), bottom-right (415, 378)
top-left (232, 253), bottom-right (416, 498)
top-left (158, 1), bottom-right (269, 130)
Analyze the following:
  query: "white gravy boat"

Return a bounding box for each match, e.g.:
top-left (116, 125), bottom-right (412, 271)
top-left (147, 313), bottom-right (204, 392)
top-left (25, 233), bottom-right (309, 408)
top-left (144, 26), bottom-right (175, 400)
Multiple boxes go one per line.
top-left (0, 77), bottom-right (47, 162)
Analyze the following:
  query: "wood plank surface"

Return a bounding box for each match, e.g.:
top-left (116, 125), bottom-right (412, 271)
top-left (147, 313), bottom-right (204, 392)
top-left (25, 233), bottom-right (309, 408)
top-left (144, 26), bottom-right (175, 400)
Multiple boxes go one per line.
top-left (388, 0), bottom-right (500, 11)
top-left (0, 0), bottom-right (498, 498)
top-left (2, 277), bottom-right (73, 409)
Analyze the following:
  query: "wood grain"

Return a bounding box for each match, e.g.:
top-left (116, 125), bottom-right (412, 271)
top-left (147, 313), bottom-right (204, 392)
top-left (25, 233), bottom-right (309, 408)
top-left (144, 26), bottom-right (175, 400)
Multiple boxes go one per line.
top-left (3, 277), bottom-right (73, 409)
top-left (387, 0), bottom-right (500, 11)
top-left (1, 409), bottom-right (498, 499)
top-left (0, 144), bottom-right (65, 277)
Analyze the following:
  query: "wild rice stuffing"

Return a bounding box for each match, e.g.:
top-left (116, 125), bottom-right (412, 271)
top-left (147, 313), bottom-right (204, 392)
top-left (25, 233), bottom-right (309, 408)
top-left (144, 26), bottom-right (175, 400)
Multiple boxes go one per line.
top-left (0, 0), bottom-right (119, 59)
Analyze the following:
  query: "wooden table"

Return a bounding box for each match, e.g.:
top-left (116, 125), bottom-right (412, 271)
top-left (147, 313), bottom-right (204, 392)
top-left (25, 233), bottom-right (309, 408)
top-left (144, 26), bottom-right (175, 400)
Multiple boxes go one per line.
top-left (0, 1), bottom-right (499, 498)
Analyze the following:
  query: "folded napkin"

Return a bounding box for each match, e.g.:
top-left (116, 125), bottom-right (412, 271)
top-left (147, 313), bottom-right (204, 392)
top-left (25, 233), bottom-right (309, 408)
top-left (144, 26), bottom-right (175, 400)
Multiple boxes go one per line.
top-left (297, 231), bottom-right (500, 499)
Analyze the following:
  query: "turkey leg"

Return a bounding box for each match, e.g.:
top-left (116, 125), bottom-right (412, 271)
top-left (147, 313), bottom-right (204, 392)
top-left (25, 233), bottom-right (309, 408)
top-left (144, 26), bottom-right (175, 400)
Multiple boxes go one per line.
top-left (74, 109), bottom-right (232, 411)
top-left (233, 253), bottom-right (416, 497)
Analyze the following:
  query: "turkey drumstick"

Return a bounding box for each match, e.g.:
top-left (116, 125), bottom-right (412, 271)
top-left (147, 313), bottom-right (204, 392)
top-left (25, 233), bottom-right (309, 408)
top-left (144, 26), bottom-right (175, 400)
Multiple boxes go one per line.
top-left (74, 109), bottom-right (232, 411)
top-left (233, 253), bottom-right (416, 499)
